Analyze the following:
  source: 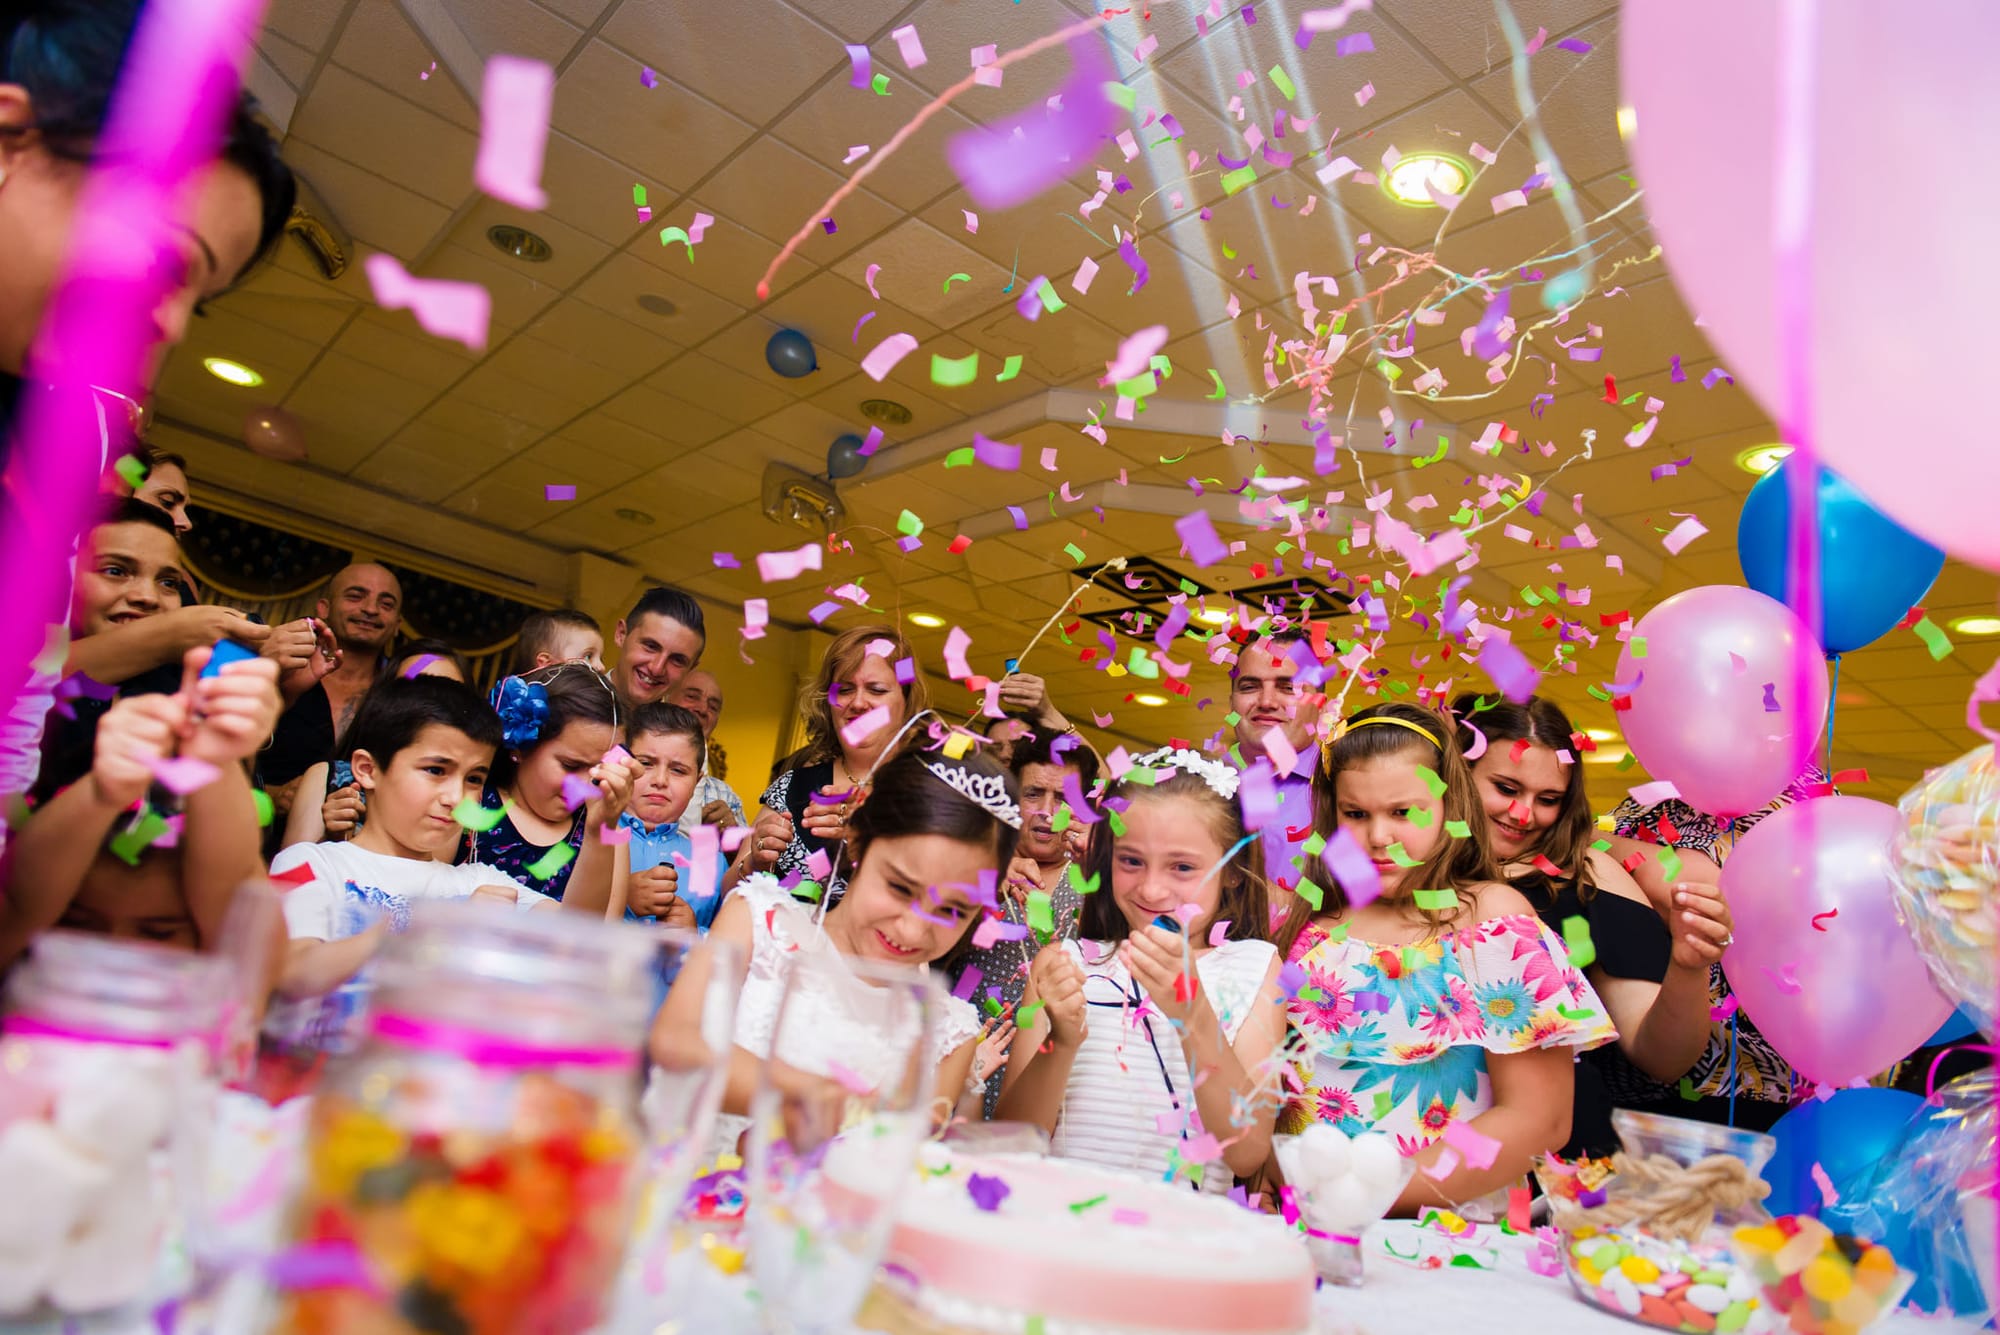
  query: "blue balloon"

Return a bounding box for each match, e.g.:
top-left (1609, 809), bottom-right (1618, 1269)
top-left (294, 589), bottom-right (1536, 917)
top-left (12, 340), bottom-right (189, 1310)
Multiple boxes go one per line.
top-left (1764, 1087), bottom-right (1924, 1220)
top-left (764, 328), bottom-right (818, 379)
top-left (1926, 1007), bottom-right (1980, 1046)
top-left (1737, 460), bottom-right (1944, 653)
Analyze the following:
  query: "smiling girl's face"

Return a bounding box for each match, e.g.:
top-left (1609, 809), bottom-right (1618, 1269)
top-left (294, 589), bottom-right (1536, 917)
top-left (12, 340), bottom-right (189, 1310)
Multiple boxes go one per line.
top-left (826, 833), bottom-right (985, 966)
top-left (1107, 793), bottom-right (1236, 940)
top-left (1469, 742), bottom-right (1569, 862)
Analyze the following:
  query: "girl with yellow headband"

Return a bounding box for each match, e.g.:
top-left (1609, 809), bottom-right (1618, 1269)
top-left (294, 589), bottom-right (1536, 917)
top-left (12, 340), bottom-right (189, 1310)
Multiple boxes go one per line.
top-left (1272, 702), bottom-right (1614, 1219)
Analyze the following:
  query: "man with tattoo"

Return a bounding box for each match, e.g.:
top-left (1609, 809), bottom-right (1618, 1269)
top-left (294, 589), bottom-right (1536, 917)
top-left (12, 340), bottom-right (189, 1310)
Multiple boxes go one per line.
top-left (261, 563), bottom-right (404, 808)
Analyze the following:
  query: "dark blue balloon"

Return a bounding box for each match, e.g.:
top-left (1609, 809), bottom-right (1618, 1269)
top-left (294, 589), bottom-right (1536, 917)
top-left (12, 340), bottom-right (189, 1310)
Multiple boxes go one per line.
top-left (1764, 1087), bottom-right (1924, 1219)
top-left (826, 433), bottom-right (868, 479)
top-left (1737, 460), bottom-right (1944, 653)
top-left (764, 328), bottom-right (818, 379)
top-left (1926, 1007), bottom-right (1980, 1046)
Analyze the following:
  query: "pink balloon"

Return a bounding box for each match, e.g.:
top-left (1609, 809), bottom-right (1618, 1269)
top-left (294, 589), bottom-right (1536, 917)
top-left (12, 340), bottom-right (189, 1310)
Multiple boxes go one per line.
top-left (1621, 0), bottom-right (2000, 571)
top-left (1615, 586), bottom-right (1828, 818)
top-left (242, 405), bottom-right (307, 462)
top-left (1722, 796), bottom-right (1954, 1087)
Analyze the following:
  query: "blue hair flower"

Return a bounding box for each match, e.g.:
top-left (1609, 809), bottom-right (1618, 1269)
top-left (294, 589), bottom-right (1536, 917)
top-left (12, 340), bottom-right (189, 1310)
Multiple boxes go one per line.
top-left (495, 677), bottom-right (550, 750)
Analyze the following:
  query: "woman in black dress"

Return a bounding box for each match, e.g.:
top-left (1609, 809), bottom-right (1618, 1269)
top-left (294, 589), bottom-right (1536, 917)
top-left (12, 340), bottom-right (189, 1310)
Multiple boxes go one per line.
top-left (1449, 694), bottom-right (1733, 1155)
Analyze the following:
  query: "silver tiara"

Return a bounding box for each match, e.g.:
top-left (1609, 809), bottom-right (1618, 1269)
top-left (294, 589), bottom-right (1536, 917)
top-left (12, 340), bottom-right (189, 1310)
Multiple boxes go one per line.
top-left (922, 759), bottom-right (1022, 829)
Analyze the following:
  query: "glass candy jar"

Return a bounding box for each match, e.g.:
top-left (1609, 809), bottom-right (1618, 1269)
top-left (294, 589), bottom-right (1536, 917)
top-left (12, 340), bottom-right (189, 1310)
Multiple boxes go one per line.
top-left (282, 903), bottom-right (659, 1335)
top-left (0, 932), bottom-right (230, 1327)
top-left (1536, 1111), bottom-right (1779, 1335)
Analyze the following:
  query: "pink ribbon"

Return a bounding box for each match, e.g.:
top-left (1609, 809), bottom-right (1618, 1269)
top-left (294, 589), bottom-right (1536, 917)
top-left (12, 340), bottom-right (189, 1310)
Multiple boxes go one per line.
top-left (368, 1011), bottom-right (638, 1070)
top-left (1, 1015), bottom-right (183, 1049)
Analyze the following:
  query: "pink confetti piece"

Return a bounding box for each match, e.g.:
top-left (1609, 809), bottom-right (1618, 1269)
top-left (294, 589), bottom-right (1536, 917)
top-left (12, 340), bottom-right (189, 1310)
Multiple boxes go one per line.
top-left (890, 24), bottom-right (929, 69)
top-left (364, 254), bottom-right (490, 352)
top-left (944, 626), bottom-right (974, 680)
top-left (1111, 1207), bottom-right (1149, 1226)
top-left (1101, 324), bottom-right (1168, 384)
top-left (860, 426), bottom-right (884, 455)
top-left (1262, 727), bottom-right (1301, 779)
top-left (597, 823), bottom-right (630, 846)
top-left (1523, 25), bottom-right (1548, 54)
top-left (845, 44), bottom-right (872, 89)
top-left (863, 263), bottom-right (882, 300)
top-left (1321, 826), bottom-right (1382, 906)
top-left (150, 756), bottom-right (220, 795)
top-left (544, 484), bottom-right (575, 501)
top-left (1422, 1146), bottom-right (1462, 1181)
top-left (1478, 634), bottom-right (1541, 702)
top-left (755, 542), bottom-right (823, 583)
top-left (962, 209), bottom-right (979, 233)
top-left (474, 55), bottom-right (553, 210)
top-left (1301, 0), bottom-right (1373, 30)
top-left (1661, 516), bottom-right (1708, 555)
top-left (561, 773), bottom-right (595, 811)
top-left (1811, 1162), bottom-right (1839, 1207)
top-left (948, 38), bottom-right (1115, 208)
top-left (806, 848), bottom-right (832, 882)
top-left (843, 145), bottom-right (870, 165)
top-left (1072, 255), bottom-right (1100, 294)
top-left (826, 1061), bottom-right (874, 1095)
top-left (1761, 963), bottom-right (1803, 995)
top-left (840, 703), bottom-right (892, 747)
top-left (1175, 510), bottom-right (1229, 568)
top-left (952, 966), bottom-right (983, 1001)
top-left (1334, 32), bottom-right (1374, 54)
top-left (861, 330), bottom-right (919, 381)
top-left (1354, 81), bottom-right (1375, 106)
top-left (1628, 779), bottom-right (1680, 806)
top-left (686, 824), bottom-right (720, 906)
top-left (1710, 995), bottom-right (1740, 1021)
top-left (1442, 1121), bottom-right (1501, 1170)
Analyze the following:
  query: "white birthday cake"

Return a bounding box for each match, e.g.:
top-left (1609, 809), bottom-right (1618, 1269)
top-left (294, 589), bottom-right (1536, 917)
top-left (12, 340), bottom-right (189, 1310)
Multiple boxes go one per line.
top-left (849, 1143), bottom-right (1316, 1335)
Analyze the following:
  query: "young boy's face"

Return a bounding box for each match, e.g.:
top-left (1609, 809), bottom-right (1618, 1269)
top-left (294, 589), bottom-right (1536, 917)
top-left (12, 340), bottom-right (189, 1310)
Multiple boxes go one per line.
top-left (72, 520), bottom-right (186, 636)
top-left (538, 625), bottom-right (604, 672)
top-left (628, 728), bottom-right (701, 829)
top-left (353, 723), bottom-right (495, 859)
top-left (58, 856), bottom-right (197, 948)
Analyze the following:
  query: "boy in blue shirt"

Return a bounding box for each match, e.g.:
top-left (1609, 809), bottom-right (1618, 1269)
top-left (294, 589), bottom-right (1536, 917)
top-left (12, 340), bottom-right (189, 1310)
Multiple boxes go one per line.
top-left (620, 703), bottom-right (717, 929)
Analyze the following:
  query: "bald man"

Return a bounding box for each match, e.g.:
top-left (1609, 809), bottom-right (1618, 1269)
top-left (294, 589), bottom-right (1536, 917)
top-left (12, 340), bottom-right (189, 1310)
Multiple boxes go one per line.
top-left (670, 669), bottom-right (746, 835)
top-left (263, 562), bottom-right (404, 793)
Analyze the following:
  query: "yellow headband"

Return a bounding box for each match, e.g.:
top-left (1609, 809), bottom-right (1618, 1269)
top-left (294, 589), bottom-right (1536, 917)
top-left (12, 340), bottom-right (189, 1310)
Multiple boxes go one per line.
top-left (1327, 715), bottom-right (1443, 752)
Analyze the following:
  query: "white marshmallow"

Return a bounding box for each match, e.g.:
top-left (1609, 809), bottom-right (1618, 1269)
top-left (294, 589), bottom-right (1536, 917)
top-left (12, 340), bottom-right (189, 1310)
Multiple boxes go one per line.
top-left (47, 1182), bottom-right (163, 1312)
top-left (1298, 1124), bottom-right (1351, 1181)
top-left (0, 1119), bottom-right (112, 1252)
top-left (53, 1067), bottom-right (172, 1165)
top-left (0, 1246), bottom-right (53, 1316)
top-left (1347, 1133), bottom-right (1407, 1190)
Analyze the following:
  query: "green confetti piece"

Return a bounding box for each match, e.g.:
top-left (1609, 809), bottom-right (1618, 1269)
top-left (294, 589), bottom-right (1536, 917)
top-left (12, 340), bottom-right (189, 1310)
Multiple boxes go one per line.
top-left (1067, 863), bottom-right (1100, 895)
top-left (1657, 847), bottom-right (1683, 884)
top-left (1103, 80), bottom-right (1136, 111)
top-left (1412, 436), bottom-right (1449, 468)
top-left (1295, 878), bottom-right (1324, 911)
top-left (113, 455), bottom-right (148, 490)
top-left (524, 841), bottom-right (575, 882)
top-left (1220, 164), bottom-right (1258, 196)
top-left (1068, 1193), bottom-right (1109, 1215)
top-left (1301, 831), bottom-right (1327, 858)
top-left (1371, 1091), bottom-right (1395, 1122)
top-left (1221, 241), bottom-right (1238, 260)
top-left (871, 72), bottom-right (890, 95)
top-left (1520, 586), bottom-right (1544, 607)
top-left (1407, 806), bottom-right (1433, 827)
top-left (943, 447), bottom-right (975, 468)
top-left (1913, 616), bottom-right (1953, 660)
top-left (1026, 889), bottom-right (1054, 936)
top-left (1327, 922), bottom-right (1350, 943)
top-left (897, 509), bottom-right (924, 537)
top-left (1027, 1318), bottom-right (1046, 1335)
top-left (1114, 371), bottom-right (1160, 399)
top-left (1417, 765), bottom-right (1447, 799)
top-left (941, 272), bottom-right (972, 294)
top-left (1051, 806), bottom-right (1072, 833)
top-left (795, 880), bottom-right (824, 903)
top-left (250, 787), bottom-right (274, 829)
top-left (1107, 809), bottom-right (1127, 838)
top-left (930, 351), bottom-right (979, 386)
top-left (453, 796), bottom-right (507, 832)
top-left (1677, 1075), bottom-right (1701, 1102)
top-left (1376, 358), bottom-right (1403, 383)
top-left (1063, 542), bottom-right (1086, 563)
top-left (1615, 751), bottom-right (1638, 771)
top-left (1411, 888), bottom-right (1459, 911)
top-left (1561, 914), bottom-right (1596, 970)
top-left (1590, 838), bottom-right (1612, 852)
top-left (1016, 999), bottom-right (1044, 1028)
top-left (1206, 368), bottom-right (1228, 400)
top-left (657, 225), bottom-right (698, 259)
top-left (1126, 647), bottom-right (1159, 679)
top-left (995, 353), bottom-right (1024, 382)
top-left (1384, 842), bottom-right (1421, 868)
top-left (1267, 64), bottom-right (1296, 99)
top-left (108, 807), bottom-right (169, 866)
top-left (632, 183), bottom-right (647, 206)
top-left (1628, 636), bottom-right (1648, 659)
top-left (1031, 275), bottom-right (1067, 314)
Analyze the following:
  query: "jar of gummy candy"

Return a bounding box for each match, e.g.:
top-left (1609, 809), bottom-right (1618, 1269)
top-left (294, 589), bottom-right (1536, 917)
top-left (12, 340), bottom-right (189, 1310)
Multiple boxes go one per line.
top-left (283, 903), bottom-right (660, 1335)
top-left (0, 932), bottom-right (230, 1325)
top-left (1535, 1111), bottom-right (1779, 1335)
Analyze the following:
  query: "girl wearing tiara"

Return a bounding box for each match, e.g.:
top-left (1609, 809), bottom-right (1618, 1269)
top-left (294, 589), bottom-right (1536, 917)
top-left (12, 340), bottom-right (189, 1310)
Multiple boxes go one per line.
top-left (998, 749), bottom-right (1286, 1194)
top-left (474, 663), bottom-right (636, 914)
top-left (650, 744), bottom-right (1016, 1141)
top-left (1275, 702), bottom-right (1614, 1216)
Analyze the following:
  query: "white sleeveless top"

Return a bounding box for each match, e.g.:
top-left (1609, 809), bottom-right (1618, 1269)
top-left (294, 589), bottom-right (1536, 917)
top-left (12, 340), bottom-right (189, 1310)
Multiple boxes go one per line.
top-left (1050, 936), bottom-right (1278, 1195)
top-left (706, 876), bottom-right (983, 1154)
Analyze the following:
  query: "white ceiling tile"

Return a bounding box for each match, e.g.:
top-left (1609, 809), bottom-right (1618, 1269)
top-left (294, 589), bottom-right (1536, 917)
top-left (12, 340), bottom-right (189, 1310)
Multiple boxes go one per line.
top-left (290, 64), bottom-right (479, 209)
top-left (541, 132), bottom-right (653, 246)
top-left (769, 82), bottom-right (978, 213)
top-left (257, 30), bottom-right (321, 88)
top-left (572, 247), bottom-right (749, 344)
top-left (523, 299), bottom-right (683, 379)
top-left (444, 196), bottom-right (613, 291)
top-left (601, 0), bottom-right (844, 125)
top-left (549, 41), bottom-right (757, 188)
top-left (329, 0), bottom-right (483, 133)
top-left (263, 0), bottom-right (350, 53)
top-left (418, 242), bottom-right (566, 331)
top-left (647, 354), bottom-right (798, 426)
top-left (278, 140), bottom-right (457, 260)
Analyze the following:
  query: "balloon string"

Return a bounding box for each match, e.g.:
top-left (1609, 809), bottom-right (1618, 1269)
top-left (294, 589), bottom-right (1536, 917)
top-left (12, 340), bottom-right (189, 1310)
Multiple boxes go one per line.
top-left (1823, 654), bottom-right (1840, 775)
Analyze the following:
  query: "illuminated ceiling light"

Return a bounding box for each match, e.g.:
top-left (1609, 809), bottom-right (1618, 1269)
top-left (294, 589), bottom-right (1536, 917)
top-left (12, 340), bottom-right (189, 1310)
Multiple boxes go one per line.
top-left (1616, 105), bottom-right (1638, 140)
top-left (1950, 615), bottom-right (2000, 637)
top-left (1584, 746), bottom-right (1630, 766)
top-left (1195, 607), bottom-right (1233, 626)
top-left (1133, 693), bottom-right (1170, 707)
top-left (907, 612), bottom-right (946, 629)
top-left (1736, 444), bottom-right (1793, 476)
top-left (202, 357), bottom-right (263, 387)
top-left (1382, 153), bottom-right (1470, 207)
top-left (1585, 728), bottom-right (1619, 742)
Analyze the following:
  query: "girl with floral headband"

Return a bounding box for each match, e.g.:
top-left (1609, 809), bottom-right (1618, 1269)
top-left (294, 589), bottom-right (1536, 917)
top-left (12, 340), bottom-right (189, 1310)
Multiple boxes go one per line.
top-left (473, 663), bottom-right (635, 914)
top-left (998, 748), bottom-right (1287, 1194)
top-left (1273, 702), bottom-right (1614, 1219)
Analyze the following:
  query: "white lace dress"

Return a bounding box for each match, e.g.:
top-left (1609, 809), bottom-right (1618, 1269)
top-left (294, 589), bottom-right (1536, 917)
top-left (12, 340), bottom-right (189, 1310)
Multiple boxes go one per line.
top-left (709, 876), bottom-right (983, 1155)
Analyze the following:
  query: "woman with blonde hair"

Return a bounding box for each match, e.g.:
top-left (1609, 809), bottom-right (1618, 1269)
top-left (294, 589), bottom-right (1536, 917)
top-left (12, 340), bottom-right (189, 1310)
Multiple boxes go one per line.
top-left (722, 625), bottom-right (928, 904)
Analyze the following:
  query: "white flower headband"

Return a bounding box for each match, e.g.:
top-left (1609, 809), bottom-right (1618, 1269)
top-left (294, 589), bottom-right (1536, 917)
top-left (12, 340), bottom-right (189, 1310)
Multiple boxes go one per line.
top-left (1131, 746), bottom-right (1241, 801)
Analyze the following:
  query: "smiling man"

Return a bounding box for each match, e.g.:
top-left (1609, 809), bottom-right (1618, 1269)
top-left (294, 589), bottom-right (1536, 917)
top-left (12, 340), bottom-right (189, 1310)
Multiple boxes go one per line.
top-left (263, 562), bottom-right (403, 792)
top-left (670, 668), bottom-right (746, 835)
top-left (1228, 634), bottom-right (1323, 892)
top-left (610, 585), bottom-right (705, 713)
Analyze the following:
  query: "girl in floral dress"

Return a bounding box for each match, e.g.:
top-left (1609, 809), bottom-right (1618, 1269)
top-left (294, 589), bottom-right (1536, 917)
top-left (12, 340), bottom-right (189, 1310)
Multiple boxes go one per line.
top-left (1274, 702), bottom-right (1615, 1217)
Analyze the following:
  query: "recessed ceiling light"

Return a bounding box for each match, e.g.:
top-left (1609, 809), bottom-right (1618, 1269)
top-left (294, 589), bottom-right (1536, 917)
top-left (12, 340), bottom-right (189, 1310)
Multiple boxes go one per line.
top-left (860, 399), bottom-right (913, 425)
top-left (613, 508), bottom-right (655, 526)
top-left (1736, 444), bottom-right (1793, 476)
top-left (635, 293), bottom-right (679, 317)
top-left (1585, 728), bottom-right (1619, 742)
top-left (1195, 607), bottom-right (1233, 626)
top-left (487, 224), bottom-right (552, 262)
top-left (203, 356), bottom-right (263, 387)
top-left (1584, 746), bottom-right (1630, 766)
top-left (1133, 693), bottom-right (1170, 707)
top-left (1382, 153), bottom-right (1470, 207)
top-left (1950, 615), bottom-right (2000, 637)
top-left (1616, 105), bottom-right (1638, 140)
top-left (907, 612), bottom-right (946, 629)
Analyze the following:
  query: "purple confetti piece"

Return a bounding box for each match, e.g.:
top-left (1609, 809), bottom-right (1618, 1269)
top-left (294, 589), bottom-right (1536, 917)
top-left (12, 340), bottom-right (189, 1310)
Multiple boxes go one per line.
top-left (859, 426), bottom-right (885, 456)
top-left (845, 44), bottom-right (872, 89)
top-left (973, 432), bottom-right (1021, 469)
top-left (1117, 234), bottom-right (1150, 293)
top-left (894, 656), bottom-right (915, 684)
top-left (808, 600), bottom-right (842, 624)
top-left (967, 1173), bottom-right (1011, 1212)
top-left (1239, 758), bottom-right (1277, 831)
top-left (948, 40), bottom-right (1115, 209)
top-left (399, 654), bottom-right (439, 679)
top-left (1218, 152), bottom-right (1251, 170)
top-left (821, 217), bottom-right (837, 234)
top-left (1335, 32), bottom-right (1374, 54)
top-left (1351, 990), bottom-right (1392, 1013)
top-left (1154, 601), bottom-right (1190, 650)
top-left (1176, 510), bottom-right (1228, 567)
top-left (1062, 770), bottom-right (1102, 824)
top-left (1471, 288), bottom-right (1512, 360)
top-left (1241, 5), bottom-right (1256, 23)
top-left (1479, 635), bottom-right (1541, 703)
top-left (1294, 23), bottom-right (1314, 49)
top-left (712, 551), bottom-right (740, 568)
top-left (1670, 355), bottom-right (1687, 383)
top-left (851, 310), bottom-right (875, 343)
top-left (1555, 37), bottom-right (1593, 53)
top-left (1322, 827), bottom-right (1382, 907)
top-left (543, 483), bottom-right (576, 501)
top-left (640, 67), bottom-right (658, 89)
top-left (1007, 504), bottom-right (1029, 530)
top-left (952, 966), bottom-right (983, 1001)
top-left (561, 773), bottom-right (596, 811)
top-left (265, 1242), bottom-right (386, 1296)
top-left (1702, 366), bottom-right (1735, 389)
top-left (1762, 682), bottom-right (1782, 712)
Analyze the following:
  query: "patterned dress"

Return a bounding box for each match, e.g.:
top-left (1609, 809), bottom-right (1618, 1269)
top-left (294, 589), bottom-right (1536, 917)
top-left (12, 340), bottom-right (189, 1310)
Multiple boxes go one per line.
top-left (469, 786), bottom-right (585, 901)
top-left (1279, 913), bottom-right (1615, 1179)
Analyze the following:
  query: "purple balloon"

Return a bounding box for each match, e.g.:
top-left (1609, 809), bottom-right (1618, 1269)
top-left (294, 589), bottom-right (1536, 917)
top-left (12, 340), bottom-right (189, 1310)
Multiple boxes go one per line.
top-left (1722, 796), bottom-right (1954, 1087)
top-left (1615, 585), bottom-right (1829, 817)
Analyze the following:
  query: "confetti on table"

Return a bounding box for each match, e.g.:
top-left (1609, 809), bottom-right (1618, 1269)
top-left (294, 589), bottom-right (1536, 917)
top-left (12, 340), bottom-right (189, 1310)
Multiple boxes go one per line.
top-left (364, 254), bottom-right (489, 352)
top-left (966, 1173), bottom-right (1010, 1212)
top-left (474, 56), bottom-right (553, 210)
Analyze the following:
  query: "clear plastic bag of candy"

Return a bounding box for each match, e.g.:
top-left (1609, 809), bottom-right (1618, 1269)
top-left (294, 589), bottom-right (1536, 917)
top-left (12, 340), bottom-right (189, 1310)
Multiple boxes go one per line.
top-left (1535, 1111), bottom-right (1778, 1333)
top-left (1889, 744), bottom-right (1999, 1035)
